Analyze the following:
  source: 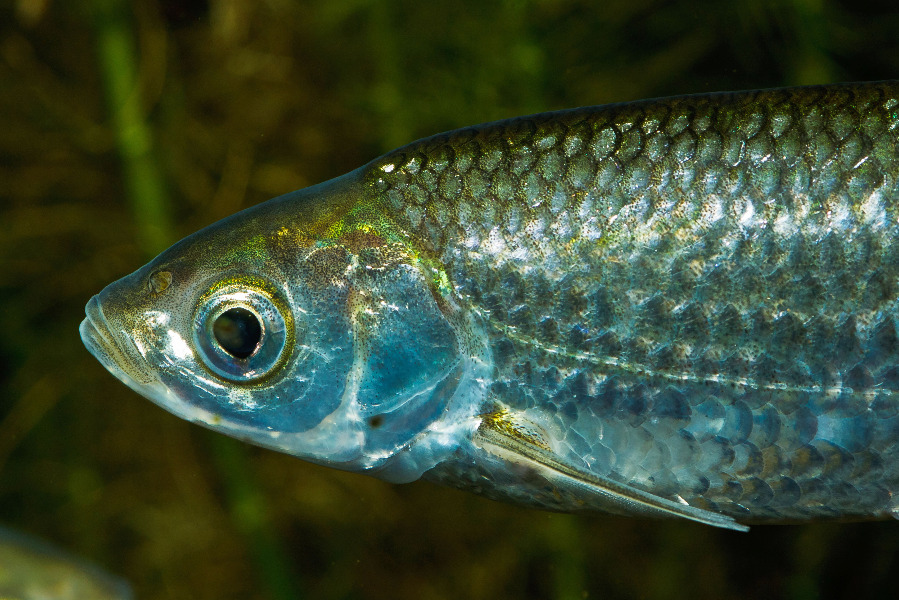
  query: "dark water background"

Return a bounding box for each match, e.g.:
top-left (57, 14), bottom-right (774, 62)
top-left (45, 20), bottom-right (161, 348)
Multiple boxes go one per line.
top-left (3, 1), bottom-right (899, 598)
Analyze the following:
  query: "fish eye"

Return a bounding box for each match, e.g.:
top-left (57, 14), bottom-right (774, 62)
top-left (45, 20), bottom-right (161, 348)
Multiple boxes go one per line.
top-left (193, 283), bottom-right (290, 382)
top-left (213, 307), bottom-right (262, 359)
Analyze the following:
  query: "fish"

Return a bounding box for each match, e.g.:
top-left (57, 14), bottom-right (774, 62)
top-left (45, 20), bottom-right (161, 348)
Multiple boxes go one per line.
top-left (81, 81), bottom-right (899, 532)
top-left (0, 525), bottom-right (132, 600)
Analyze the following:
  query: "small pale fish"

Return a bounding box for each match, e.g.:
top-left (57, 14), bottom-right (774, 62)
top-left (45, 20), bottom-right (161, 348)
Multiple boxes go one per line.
top-left (82, 82), bottom-right (899, 532)
top-left (0, 526), bottom-right (132, 600)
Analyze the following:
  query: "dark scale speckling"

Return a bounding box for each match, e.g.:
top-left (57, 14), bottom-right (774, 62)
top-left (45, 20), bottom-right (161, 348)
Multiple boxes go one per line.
top-left (366, 82), bottom-right (899, 521)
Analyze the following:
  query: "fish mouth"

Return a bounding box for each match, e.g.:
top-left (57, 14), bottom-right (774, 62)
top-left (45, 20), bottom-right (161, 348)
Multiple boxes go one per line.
top-left (80, 294), bottom-right (230, 429)
top-left (80, 295), bottom-right (157, 389)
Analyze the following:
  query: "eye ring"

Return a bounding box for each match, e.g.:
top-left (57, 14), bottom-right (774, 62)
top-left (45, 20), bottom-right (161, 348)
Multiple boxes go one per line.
top-left (192, 282), bottom-right (291, 383)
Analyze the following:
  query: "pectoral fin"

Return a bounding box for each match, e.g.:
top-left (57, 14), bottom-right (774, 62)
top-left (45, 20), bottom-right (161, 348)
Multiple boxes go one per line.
top-left (473, 410), bottom-right (749, 532)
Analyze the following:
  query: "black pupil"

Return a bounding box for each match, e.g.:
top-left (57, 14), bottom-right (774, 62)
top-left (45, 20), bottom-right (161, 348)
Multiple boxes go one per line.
top-left (213, 308), bottom-right (262, 359)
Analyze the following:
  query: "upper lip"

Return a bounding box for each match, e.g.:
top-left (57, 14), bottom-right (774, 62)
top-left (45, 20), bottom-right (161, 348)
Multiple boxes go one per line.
top-left (80, 295), bottom-right (156, 386)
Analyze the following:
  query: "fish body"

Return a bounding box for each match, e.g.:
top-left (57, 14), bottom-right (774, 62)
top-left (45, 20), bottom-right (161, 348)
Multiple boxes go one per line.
top-left (0, 526), bottom-right (132, 600)
top-left (82, 82), bottom-right (899, 530)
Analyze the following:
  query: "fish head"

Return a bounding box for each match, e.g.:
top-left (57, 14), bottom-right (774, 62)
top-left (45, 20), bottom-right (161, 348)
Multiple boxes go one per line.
top-left (81, 172), bottom-right (480, 478)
